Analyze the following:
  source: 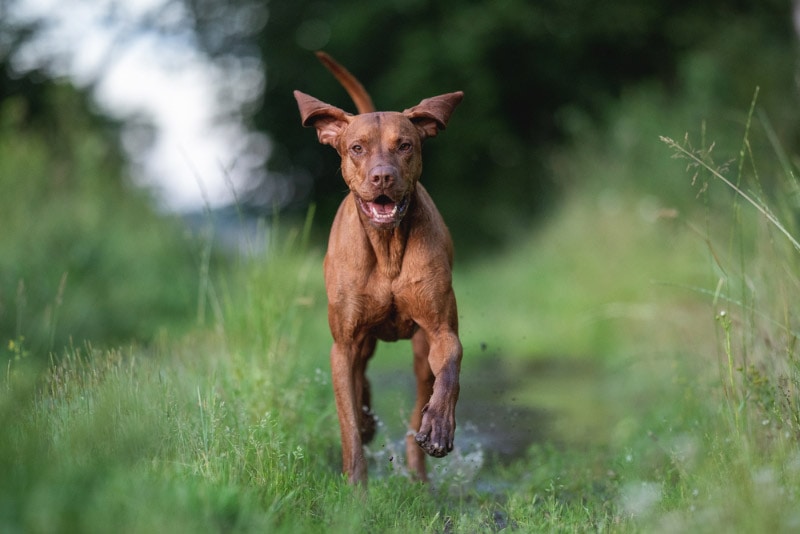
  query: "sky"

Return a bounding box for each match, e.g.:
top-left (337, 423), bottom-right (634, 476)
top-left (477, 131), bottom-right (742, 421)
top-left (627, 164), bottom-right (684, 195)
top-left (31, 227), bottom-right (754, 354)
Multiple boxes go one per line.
top-left (9, 0), bottom-right (267, 212)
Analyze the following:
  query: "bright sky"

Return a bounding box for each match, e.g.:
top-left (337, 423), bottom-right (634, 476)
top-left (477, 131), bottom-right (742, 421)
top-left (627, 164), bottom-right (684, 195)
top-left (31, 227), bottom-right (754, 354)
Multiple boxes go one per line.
top-left (9, 0), bottom-right (266, 212)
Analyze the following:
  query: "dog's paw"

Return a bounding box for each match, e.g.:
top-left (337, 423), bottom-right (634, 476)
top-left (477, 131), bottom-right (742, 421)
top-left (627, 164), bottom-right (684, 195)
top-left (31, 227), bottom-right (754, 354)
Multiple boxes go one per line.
top-left (415, 432), bottom-right (451, 457)
top-left (360, 405), bottom-right (378, 444)
top-left (414, 406), bottom-right (454, 458)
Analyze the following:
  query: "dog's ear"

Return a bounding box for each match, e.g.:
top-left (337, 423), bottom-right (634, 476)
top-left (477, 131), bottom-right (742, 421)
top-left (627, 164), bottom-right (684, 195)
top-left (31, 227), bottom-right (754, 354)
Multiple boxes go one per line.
top-left (294, 90), bottom-right (353, 147)
top-left (403, 91), bottom-right (464, 140)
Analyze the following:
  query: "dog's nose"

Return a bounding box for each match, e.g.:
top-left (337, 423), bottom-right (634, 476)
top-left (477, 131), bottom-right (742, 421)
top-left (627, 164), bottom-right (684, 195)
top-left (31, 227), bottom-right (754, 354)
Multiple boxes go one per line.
top-left (369, 166), bottom-right (397, 188)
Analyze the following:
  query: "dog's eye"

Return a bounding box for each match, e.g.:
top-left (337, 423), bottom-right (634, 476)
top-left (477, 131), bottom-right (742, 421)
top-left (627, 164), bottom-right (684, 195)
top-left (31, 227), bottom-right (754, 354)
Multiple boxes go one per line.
top-left (350, 144), bottom-right (364, 155)
top-left (398, 142), bottom-right (412, 152)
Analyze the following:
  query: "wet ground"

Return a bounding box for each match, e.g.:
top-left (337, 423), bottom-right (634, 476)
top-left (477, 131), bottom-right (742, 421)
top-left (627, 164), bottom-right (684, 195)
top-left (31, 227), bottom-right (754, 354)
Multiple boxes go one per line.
top-left (369, 353), bottom-right (606, 465)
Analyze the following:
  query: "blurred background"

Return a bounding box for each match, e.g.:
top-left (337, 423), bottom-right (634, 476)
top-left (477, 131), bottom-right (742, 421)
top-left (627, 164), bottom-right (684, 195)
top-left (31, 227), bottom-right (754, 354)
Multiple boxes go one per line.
top-left (1, 0), bottom-right (798, 355)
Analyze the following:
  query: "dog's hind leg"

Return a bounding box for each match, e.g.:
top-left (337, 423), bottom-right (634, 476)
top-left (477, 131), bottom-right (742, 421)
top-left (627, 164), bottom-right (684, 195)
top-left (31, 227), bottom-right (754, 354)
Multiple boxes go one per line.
top-left (356, 336), bottom-right (378, 444)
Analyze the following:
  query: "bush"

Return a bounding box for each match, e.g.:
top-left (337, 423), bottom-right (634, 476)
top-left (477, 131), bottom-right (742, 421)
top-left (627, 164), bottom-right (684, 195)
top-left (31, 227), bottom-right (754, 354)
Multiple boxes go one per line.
top-left (0, 82), bottom-right (202, 355)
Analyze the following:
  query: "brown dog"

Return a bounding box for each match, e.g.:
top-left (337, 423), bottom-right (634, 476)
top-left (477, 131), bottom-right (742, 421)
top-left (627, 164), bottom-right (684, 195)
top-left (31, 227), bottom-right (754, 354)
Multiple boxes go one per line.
top-left (293, 53), bottom-right (463, 484)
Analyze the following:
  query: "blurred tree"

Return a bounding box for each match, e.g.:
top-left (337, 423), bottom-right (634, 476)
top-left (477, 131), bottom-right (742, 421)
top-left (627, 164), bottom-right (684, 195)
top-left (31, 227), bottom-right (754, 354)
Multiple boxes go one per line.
top-left (176, 0), bottom-right (797, 250)
top-left (0, 0), bottom-right (796, 352)
top-left (5, 0), bottom-right (797, 253)
top-left (0, 54), bottom-right (202, 356)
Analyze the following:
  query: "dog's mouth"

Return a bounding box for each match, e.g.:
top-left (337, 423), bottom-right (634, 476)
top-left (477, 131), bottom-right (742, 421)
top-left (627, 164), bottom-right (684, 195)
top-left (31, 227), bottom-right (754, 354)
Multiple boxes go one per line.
top-left (356, 194), bottom-right (410, 228)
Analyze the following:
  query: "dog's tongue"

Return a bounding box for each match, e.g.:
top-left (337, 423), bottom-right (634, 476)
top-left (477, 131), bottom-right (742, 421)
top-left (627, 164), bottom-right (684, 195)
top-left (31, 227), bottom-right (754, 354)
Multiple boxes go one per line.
top-left (366, 200), bottom-right (398, 223)
top-left (370, 202), bottom-right (395, 215)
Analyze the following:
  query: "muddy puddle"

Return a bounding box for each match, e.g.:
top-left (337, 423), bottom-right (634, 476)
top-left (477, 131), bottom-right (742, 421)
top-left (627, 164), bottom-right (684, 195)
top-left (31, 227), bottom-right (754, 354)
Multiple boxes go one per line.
top-left (368, 354), bottom-right (607, 470)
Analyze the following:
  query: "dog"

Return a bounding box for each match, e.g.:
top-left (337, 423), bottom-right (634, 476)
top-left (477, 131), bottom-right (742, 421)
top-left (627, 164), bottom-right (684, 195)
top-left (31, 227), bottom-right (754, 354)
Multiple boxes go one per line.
top-left (294, 52), bottom-right (463, 484)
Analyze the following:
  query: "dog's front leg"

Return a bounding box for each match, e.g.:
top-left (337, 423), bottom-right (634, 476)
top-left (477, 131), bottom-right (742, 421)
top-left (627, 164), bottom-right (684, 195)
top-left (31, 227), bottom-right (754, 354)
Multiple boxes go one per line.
top-left (414, 329), bottom-right (462, 458)
top-left (407, 329), bottom-right (434, 480)
top-left (330, 341), bottom-right (368, 484)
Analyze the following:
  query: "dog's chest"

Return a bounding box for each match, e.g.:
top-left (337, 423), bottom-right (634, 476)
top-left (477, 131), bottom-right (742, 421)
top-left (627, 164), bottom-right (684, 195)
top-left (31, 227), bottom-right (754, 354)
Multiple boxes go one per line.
top-left (362, 279), bottom-right (417, 341)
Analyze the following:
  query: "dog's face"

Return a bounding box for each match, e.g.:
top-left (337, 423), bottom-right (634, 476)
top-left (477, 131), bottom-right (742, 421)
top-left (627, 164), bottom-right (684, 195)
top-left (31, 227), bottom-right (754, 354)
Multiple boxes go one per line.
top-left (294, 91), bottom-right (463, 229)
top-left (336, 112), bottom-right (421, 228)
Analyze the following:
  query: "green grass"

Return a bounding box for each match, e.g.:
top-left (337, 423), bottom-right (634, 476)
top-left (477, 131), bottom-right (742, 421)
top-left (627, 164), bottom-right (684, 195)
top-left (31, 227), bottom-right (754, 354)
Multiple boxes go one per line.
top-left (4, 85), bottom-right (800, 531)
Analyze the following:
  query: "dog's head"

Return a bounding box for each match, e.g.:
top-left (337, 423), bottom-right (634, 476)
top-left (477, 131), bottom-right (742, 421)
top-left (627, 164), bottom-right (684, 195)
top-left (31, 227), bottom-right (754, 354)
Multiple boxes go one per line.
top-left (294, 90), bottom-right (463, 229)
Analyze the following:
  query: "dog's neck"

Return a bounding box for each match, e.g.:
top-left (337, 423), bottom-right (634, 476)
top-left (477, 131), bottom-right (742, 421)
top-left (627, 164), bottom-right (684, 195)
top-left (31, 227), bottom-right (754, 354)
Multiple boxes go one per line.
top-left (357, 193), bottom-right (415, 279)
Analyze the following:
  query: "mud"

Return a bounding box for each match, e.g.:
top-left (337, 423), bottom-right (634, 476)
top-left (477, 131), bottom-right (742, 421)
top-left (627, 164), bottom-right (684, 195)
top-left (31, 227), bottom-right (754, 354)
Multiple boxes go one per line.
top-left (370, 353), bottom-right (602, 464)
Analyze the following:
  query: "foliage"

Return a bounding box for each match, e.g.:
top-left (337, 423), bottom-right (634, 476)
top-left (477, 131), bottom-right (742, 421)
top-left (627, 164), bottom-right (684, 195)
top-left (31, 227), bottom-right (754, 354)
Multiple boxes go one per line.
top-left (2, 1), bottom-right (800, 531)
top-left (663, 94), bottom-right (800, 442)
top-left (178, 0), bottom-right (798, 249)
top-left (4, 85), bottom-right (800, 529)
top-left (0, 80), bottom-right (202, 354)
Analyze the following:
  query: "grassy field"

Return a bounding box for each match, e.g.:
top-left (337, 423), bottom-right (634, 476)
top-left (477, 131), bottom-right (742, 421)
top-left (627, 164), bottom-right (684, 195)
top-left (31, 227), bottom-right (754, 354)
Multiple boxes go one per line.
top-left (4, 89), bottom-right (800, 532)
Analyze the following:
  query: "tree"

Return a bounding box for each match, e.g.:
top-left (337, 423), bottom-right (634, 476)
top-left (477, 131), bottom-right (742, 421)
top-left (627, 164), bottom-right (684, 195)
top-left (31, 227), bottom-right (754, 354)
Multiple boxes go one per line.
top-left (0, 18), bottom-right (202, 354)
top-left (8, 0), bottom-right (797, 251)
top-left (185, 0), bottom-right (791, 249)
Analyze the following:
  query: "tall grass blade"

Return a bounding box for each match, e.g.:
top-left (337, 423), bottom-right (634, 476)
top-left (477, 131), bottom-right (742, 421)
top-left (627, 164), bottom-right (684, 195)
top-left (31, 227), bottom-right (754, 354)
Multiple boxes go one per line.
top-left (660, 135), bottom-right (800, 253)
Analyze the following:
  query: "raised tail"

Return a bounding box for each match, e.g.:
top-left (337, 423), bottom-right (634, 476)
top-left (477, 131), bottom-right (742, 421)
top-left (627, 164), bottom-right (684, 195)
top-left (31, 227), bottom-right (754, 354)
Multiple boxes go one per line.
top-left (315, 51), bottom-right (376, 114)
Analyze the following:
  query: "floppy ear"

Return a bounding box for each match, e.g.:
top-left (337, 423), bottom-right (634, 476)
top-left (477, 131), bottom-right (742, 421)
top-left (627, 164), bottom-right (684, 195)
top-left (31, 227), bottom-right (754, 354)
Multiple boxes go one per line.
top-left (293, 90), bottom-right (353, 147)
top-left (403, 91), bottom-right (464, 140)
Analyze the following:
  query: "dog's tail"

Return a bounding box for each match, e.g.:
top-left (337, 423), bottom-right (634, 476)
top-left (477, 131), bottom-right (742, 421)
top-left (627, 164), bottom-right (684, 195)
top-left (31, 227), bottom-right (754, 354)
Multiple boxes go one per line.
top-left (315, 51), bottom-right (376, 114)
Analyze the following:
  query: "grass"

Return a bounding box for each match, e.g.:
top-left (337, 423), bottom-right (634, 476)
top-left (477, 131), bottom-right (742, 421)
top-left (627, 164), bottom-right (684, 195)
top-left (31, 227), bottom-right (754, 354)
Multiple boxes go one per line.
top-left (4, 87), bottom-right (800, 531)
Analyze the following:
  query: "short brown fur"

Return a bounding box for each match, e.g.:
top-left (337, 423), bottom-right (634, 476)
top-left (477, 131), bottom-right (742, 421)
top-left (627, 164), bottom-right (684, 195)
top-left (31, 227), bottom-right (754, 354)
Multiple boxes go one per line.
top-left (294, 52), bottom-right (463, 484)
